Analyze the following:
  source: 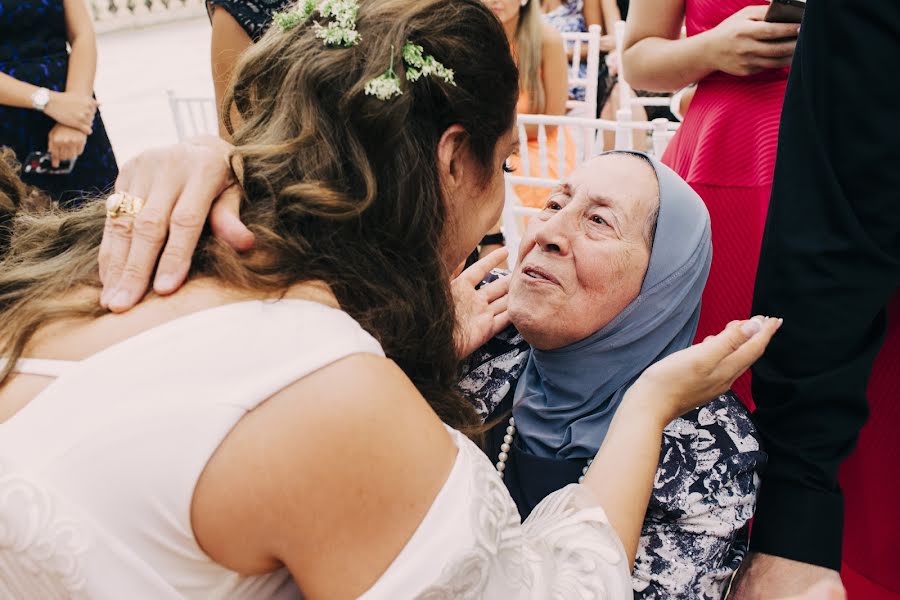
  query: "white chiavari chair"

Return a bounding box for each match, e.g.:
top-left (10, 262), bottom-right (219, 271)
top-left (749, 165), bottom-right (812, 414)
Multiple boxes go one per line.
top-left (166, 91), bottom-right (218, 141)
top-left (560, 24), bottom-right (602, 118)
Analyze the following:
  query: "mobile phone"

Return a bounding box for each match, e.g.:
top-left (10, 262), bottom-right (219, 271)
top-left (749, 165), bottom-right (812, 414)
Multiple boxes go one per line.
top-left (765, 0), bottom-right (805, 24)
top-left (23, 151), bottom-right (77, 175)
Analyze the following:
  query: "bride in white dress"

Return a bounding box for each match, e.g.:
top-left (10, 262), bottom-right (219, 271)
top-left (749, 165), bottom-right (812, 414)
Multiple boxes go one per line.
top-left (0, 1), bottom-right (783, 598)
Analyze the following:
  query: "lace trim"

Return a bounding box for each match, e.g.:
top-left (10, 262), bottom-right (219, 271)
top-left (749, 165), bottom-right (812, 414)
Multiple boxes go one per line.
top-left (0, 462), bottom-right (91, 596)
top-left (414, 434), bottom-right (630, 599)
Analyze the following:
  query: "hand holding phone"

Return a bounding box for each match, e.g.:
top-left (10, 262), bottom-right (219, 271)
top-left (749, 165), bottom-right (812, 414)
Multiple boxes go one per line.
top-left (765, 0), bottom-right (806, 24)
top-left (707, 5), bottom-right (800, 77)
top-left (23, 151), bottom-right (77, 175)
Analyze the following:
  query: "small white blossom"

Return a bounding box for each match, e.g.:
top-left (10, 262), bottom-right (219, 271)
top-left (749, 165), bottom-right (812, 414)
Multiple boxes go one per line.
top-left (365, 72), bottom-right (403, 101)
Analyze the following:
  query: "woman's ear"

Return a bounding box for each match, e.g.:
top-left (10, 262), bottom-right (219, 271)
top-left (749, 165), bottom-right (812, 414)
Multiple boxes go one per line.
top-left (437, 124), bottom-right (469, 194)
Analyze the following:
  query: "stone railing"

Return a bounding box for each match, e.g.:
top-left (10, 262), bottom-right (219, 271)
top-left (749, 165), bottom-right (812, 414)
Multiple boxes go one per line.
top-left (90, 0), bottom-right (208, 33)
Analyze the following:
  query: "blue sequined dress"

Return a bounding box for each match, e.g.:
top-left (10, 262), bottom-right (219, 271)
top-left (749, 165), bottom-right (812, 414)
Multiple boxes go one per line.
top-left (0, 0), bottom-right (118, 206)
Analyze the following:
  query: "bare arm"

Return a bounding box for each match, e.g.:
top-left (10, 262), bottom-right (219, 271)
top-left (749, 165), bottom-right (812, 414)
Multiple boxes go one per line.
top-left (0, 75), bottom-right (97, 134)
top-left (48, 0), bottom-right (100, 167)
top-left (621, 0), bottom-right (715, 92)
top-left (62, 0), bottom-right (98, 97)
top-left (525, 25), bottom-right (568, 139)
top-left (598, 0), bottom-right (620, 35)
top-left (193, 354), bottom-right (459, 599)
top-left (542, 26), bottom-right (568, 118)
top-left (210, 6), bottom-right (252, 140)
top-left (583, 0), bottom-right (603, 30)
top-left (0, 1), bottom-right (97, 133)
top-left (623, 1), bottom-right (799, 93)
top-left (582, 317), bottom-right (781, 565)
top-left (0, 72), bottom-right (44, 109)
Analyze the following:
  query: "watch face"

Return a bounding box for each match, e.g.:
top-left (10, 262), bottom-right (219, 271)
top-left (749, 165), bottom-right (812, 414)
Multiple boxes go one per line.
top-left (33, 88), bottom-right (50, 110)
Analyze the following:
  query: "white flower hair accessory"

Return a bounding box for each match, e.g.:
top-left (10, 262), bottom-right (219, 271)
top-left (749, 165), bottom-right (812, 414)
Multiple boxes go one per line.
top-left (402, 42), bottom-right (456, 86)
top-left (273, 0), bottom-right (316, 31)
top-left (364, 45), bottom-right (403, 101)
top-left (273, 0), bottom-right (360, 48)
top-left (365, 42), bottom-right (457, 101)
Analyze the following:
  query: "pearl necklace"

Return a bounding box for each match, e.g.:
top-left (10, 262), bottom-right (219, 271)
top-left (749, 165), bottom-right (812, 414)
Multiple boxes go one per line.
top-left (495, 416), bottom-right (593, 483)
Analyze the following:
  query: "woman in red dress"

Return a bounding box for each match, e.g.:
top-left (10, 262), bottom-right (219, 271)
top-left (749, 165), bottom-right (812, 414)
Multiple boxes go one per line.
top-left (621, 0), bottom-right (798, 407)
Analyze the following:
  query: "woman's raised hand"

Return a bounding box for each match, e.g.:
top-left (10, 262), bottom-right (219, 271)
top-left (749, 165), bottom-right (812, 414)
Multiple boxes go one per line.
top-left (707, 5), bottom-right (800, 76)
top-left (99, 136), bottom-right (254, 312)
top-left (451, 248), bottom-right (511, 359)
top-left (44, 91), bottom-right (98, 135)
top-left (629, 316), bottom-right (782, 424)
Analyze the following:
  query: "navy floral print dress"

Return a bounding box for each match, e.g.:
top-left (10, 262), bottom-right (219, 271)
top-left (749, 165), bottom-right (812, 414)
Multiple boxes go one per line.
top-left (458, 287), bottom-right (766, 599)
top-left (206, 0), bottom-right (295, 41)
top-left (542, 0), bottom-right (589, 102)
top-left (0, 0), bottom-right (118, 206)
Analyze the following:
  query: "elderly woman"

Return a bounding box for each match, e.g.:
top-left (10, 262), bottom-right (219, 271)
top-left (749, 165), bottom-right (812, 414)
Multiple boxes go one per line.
top-left (97, 143), bottom-right (765, 598)
top-left (460, 151), bottom-right (765, 599)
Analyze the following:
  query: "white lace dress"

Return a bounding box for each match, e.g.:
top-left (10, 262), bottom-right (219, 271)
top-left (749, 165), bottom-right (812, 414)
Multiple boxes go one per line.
top-left (0, 300), bottom-right (633, 599)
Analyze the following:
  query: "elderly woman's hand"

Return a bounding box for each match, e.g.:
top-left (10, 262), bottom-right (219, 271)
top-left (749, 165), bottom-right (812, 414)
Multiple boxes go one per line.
top-left (99, 136), bottom-right (255, 312)
top-left (629, 316), bottom-right (782, 424)
top-left (452, 248), bottom-right (511, 359)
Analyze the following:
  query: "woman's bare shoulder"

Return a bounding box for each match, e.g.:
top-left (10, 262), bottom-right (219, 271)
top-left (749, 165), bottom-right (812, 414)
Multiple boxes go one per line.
top-left (541, 21), bottom-right (565, 49)
top-left (192, 353), bottom-right (459, 596)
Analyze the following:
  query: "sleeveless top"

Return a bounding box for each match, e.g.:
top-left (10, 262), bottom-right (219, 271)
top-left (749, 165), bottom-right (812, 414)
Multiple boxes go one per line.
top-left (0, 299), bottom-right (632, 598)
top-left (661, 0), bottom-right (789, 187)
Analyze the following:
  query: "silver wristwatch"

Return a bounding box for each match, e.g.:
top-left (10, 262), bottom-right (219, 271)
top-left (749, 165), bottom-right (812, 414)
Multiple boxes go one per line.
top-left (31, 87), bottom-right (51, 112)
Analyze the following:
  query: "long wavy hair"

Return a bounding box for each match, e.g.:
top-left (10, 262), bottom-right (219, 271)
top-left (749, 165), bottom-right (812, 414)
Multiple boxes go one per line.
top-left (515, 0), bottom-right (546, 114)
top-left (0, 0), bottom-right (519, 432)
top-left (0, 148), bottom-right (49, 255)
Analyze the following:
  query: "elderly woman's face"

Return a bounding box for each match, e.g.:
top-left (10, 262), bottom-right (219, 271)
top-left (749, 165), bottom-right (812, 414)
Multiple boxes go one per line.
top-left (508, 154), bottom-right (660, 350)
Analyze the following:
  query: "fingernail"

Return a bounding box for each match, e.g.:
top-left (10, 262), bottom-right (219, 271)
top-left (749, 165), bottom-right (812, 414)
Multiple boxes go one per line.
top-left (155, 274), bottom-right (177, 292)
top-left (741, 320), bottom-right (762, 336)
top-left (110, 290), bottom-right (130, 309)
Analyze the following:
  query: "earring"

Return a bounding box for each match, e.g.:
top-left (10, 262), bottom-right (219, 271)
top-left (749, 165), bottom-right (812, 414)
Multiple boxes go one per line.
top-left (520, 0), bottom-right (527, 6)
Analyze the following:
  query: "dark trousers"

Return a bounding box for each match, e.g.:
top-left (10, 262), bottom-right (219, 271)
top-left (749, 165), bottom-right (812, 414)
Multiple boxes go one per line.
top-left (749, 0), bottom-right (900, 570)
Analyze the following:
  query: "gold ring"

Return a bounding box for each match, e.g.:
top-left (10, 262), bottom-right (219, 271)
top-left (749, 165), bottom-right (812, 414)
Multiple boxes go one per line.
top-left (106, 192), bottom-right (145, 219)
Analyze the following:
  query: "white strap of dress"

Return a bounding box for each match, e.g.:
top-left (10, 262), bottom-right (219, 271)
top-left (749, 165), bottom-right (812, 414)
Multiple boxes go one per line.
top-left (0, 358), bottom-right (77, 378)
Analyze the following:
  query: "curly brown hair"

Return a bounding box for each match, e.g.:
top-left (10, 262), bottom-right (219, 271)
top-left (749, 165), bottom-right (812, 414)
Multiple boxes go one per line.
top-left (0, 148), bottom-right (49, 254)
top-left (0, 0), bottom-right (518, 432)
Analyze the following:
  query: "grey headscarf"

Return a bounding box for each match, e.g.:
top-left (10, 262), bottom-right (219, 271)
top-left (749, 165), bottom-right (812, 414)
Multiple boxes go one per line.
top-left (512, 151), bottom-right (712, 460)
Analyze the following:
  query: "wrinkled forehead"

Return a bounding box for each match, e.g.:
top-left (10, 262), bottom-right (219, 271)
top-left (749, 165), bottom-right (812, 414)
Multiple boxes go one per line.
top-left (564, 154), bottom-right (660, 226)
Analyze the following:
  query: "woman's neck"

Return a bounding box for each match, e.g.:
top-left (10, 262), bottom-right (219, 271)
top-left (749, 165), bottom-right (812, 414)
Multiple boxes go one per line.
top-left (503, 16), bottom-right (520, 45)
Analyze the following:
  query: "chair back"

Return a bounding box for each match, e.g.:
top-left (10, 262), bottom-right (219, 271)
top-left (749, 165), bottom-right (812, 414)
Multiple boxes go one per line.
top-left (167, 91), bottom-right (218, 141)
top-left (560, 25), bottom-right (602, 118)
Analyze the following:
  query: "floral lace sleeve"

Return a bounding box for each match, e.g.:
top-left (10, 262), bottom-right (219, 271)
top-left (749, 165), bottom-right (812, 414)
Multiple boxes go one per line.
top-left (414, 435), bottom-right (634, 599)
top-left (632, 394), bottom-right (765, 599)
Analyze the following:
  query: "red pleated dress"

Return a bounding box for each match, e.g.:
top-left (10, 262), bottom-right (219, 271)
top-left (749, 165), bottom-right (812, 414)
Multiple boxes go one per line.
top-left (663, 4), bottom-right (899, 597)
top-left (661, 0), bottom-right (787, 409)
